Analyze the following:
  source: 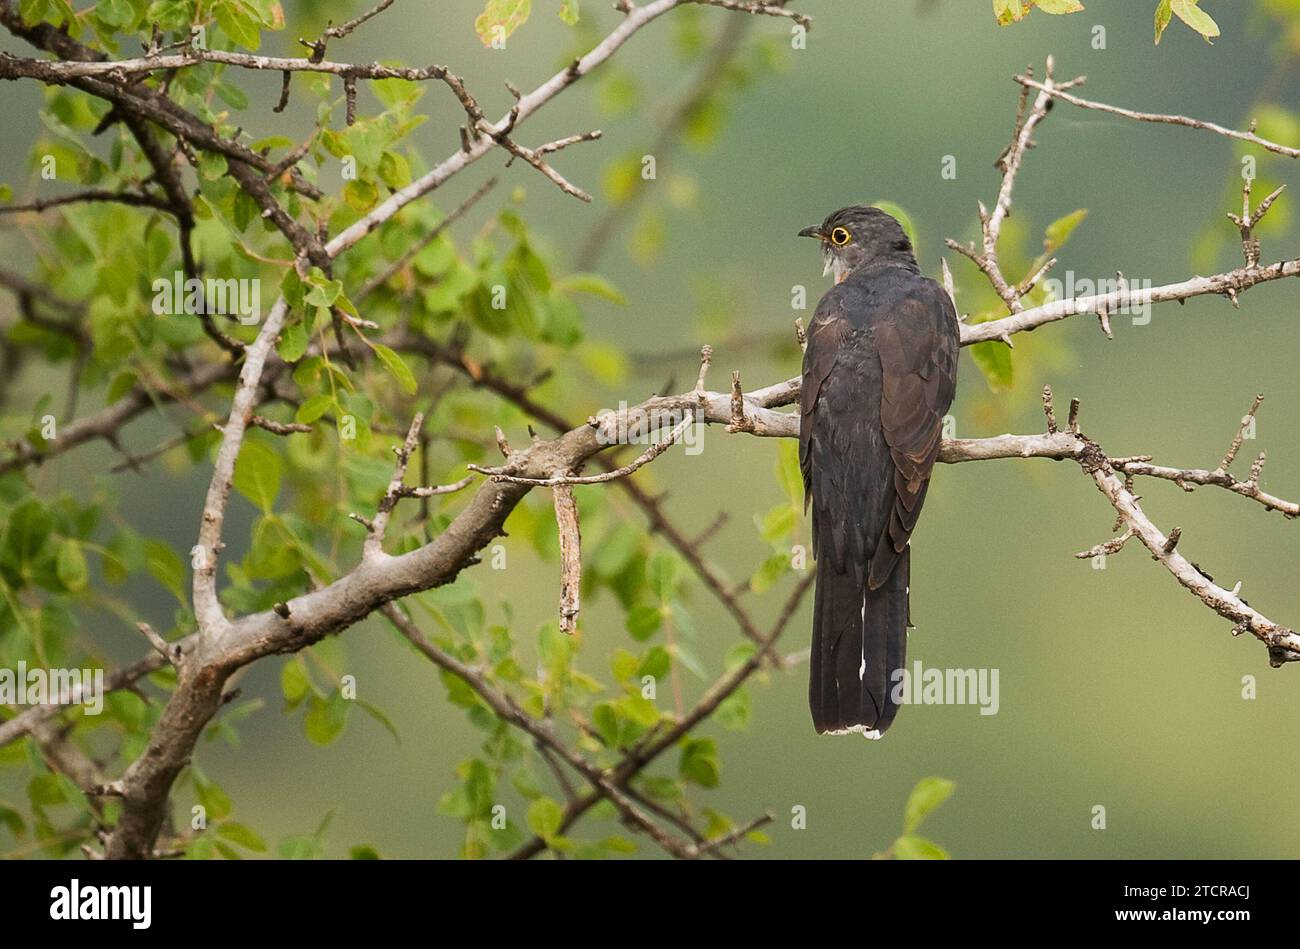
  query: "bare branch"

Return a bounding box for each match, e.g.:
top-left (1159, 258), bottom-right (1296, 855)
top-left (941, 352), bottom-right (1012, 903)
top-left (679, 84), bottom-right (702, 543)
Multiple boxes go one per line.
top-left (357, 177), bottom-right (498, 300)
top-left (470, 413), bottom-right (695, 486)
top-left (1217, 394), bottom-right (1265, 474)
top-left (691, 0), bottom-right (811, 28)
top-left (0, 188), bottom-right (171, 214)
top-left (963, 257), bottom-right (1300, 345)
top-left (1228, 180), bottom-right (1287, 269)
top-left (1109, 400), bottom-right (1297, 519)
top-left (363, 413), bottom-right (425, 559)
top-left (324, 0), bottom-right (395, 41)
top-left (554, 485), bottom-right (582, 634)
top-left (325, 0), bottom-right (724, 260)
top-left (689, 811), bottom-right (775, 857)
top-left (947, 58), bottom-right (1078, 316)
top-left (136, 623), bottom-right (179, 666)
top-left (1075, 529), bottom-right (1135, 560)
top-left (393, 476), bottom-right (476, 499)
top-left (1015, 74), bottom-right (1300, 159)
top-left (192, 297), bottom-right (291, 637)
top-left (249, 415), bottom-right (313, 436)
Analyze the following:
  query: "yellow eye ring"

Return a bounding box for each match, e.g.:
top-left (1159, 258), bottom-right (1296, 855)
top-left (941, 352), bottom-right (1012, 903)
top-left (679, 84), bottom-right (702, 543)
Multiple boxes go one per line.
top-left (830, 227), bottom-right (851, 246)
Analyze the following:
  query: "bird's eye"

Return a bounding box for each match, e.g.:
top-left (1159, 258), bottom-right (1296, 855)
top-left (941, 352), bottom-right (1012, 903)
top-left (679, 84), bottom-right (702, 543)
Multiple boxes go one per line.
top-left (830, 227), bottom-right (852, 246)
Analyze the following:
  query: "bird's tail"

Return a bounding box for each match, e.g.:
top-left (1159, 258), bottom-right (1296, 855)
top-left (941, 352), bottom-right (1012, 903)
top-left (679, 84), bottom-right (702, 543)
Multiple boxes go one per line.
top-left (809, 547), bottom-right (909, 738)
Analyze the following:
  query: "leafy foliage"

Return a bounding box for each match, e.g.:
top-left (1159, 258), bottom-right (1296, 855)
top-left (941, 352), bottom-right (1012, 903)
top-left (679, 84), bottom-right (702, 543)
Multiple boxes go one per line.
top-left (874, 777), bottom-right (956, 860)
top-left (994, 0), bottom-right (1222, 43)
top-left (474, 0), bottom-right (583, 46)
top-left (0, 0), bottom-right (818, 861)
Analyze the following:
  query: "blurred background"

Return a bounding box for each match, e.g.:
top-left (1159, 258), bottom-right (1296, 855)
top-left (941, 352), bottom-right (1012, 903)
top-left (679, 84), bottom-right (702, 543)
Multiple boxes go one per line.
top-left (2, 0), bottom-right (1298, 858)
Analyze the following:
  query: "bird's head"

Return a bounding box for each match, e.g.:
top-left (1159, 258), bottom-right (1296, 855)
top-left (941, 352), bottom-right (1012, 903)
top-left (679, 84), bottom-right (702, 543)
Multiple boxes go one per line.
top-left (799, 205), bottom-right (915, 284)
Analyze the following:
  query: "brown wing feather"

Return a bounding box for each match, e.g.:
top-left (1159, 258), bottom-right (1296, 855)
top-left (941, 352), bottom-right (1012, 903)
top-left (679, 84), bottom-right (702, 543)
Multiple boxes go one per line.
top-left (868, 291), bottom-right (959, 590)
top-left (799, 299), bottom-right (849, 513)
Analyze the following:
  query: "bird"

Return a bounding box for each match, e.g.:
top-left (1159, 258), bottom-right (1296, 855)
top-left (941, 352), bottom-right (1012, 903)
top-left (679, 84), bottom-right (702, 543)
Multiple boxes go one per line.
top-left (797, 206), bottom-right (960, 738)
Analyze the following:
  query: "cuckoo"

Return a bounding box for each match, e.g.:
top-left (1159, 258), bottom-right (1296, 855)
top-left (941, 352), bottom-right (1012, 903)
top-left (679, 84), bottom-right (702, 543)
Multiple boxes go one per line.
top-left (798, 206), bottom-right (960, 738)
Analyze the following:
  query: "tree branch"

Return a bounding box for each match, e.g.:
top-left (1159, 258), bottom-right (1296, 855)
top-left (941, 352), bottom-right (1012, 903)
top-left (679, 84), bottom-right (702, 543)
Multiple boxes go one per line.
top-left (1015, 74), bottom-right (1300, 159)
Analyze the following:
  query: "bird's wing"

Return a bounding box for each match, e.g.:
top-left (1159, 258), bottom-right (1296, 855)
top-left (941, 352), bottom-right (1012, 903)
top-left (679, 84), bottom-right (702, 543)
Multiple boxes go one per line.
top-left (868, 286), bottom-right (959, 590)
top-left (798, 293), bottom-right (848, 505)
top-left (799, 289), bottom-right (885, 578)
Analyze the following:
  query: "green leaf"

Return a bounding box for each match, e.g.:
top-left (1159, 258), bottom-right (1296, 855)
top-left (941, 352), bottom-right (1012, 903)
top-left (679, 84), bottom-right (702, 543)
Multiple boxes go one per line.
top-left (992, 0), bottom-right (1031, 27)
top-left (55, 540), bottom-right (88, 592)
top-left (1170, 0), bottom-right (1218, 42)
top-left (724, 642), bottom-right (756, 672)
top-left (304, 692), bottom-right (350, 746)
top-left (106, 371), bottom-right (137, 404)
top-left (280, 659), bottom-right (310, 709)
top-left (350, 844), bottom-right (381, 859)
top-left (218, 822), bottom-right (268, 852)
top-left (558, 0), bottom-right (579, 25)
top-left (601, 835), bottom-right (637, 854)
top-left (144, 539), bottom-right (186, 604)
top-left (0, 803), bottom-right (24, 836)
top-left (232, 439), bottom-right (283, 513)
top-left (1033, 0), bottom-right (1083, 14)
top-left (1043, 208), bottom-right (1087, 253)
top-left (27, 772), bottom-right (66, 806)
top-left (186, 836), bottom-right (216, 860)
top-left (637, 645), bottom-right (671, 681)
top-left (679, 737), bottom-right (721, 788)
top-left (3, 498), bottom-right (53, 564)
top-left (591, 702), bottom-right (620, 747)
top-left (967, 333), bottom-right (1014, 393)
top-left (716, 686), bottom-right (752, 731)
top-left (357, 699), bottom-right (400, 745)
top-left (278, 832), bottom-right (326, 860)
top-left (103, 529), bottom-right (143, 584)
top-left (610, 649), bottom-right (640, 682)
top-left (193, 775), bottom-right (233, 821)
top-left (295, 393), bottom-right (334, 425)
top-left (554, 273), bottom-right (624, 304)
top-left (214, 0), bottom-right (262, 49)
top-left (775, 439), bottom-right (803, 508)
top-left (378, 151), bottom-right (412, 189)
top-left (303, 275), bottom-right (343, 309)
top-left (475, 0), bottom-right (531, 46)
top-left (749, 552), bottom-right (790, 595)
top-left (526, 796), bottom-right (564, 841)
top-left (625, 603), bottom-right (663, 641)
top-left (893, 834), bottom-right (951, 860)
top-left (1154, 0), bottom-right (1173, 42)
top-left (95, 0), bottom-right (135, 28)
top-left (198, 151), bottom-right (228, 182)
top-left (903, 776), bottom-right (956, 834)
top-left (758, 504), bottom-right (797, 543)
top-left (372, 343), bottom-right (418, 395)
top-left (647, 551), bottom-right (679, 601)
top-left (618, 693), bottom-right (660, 728)
top-left (277, 320), bottom-right (308, 362)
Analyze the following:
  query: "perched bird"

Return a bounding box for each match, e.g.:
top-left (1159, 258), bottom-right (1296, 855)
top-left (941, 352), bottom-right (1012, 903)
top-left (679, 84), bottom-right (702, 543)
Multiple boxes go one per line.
top-left (797, 206), bottom-right (960, 738)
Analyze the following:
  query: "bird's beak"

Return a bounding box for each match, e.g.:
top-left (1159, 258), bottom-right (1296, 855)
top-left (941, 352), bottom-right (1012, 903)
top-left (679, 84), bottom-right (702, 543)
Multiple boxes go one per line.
top-left (798, 225), bottom-right (825, 241)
